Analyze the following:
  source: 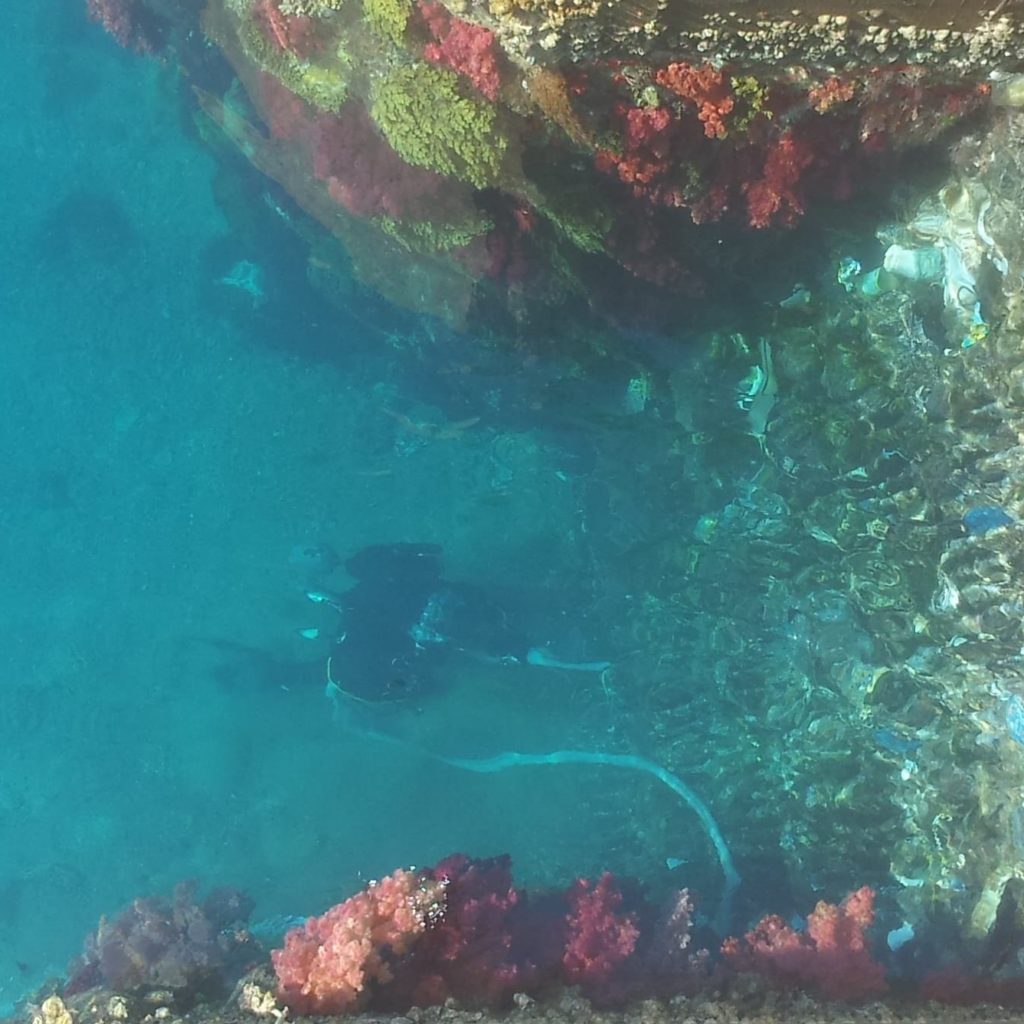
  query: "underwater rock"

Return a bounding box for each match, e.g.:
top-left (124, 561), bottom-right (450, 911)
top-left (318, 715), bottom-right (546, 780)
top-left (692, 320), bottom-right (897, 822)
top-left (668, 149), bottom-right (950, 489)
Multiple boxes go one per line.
top-left (87, 0), bottom-right (1021, 328)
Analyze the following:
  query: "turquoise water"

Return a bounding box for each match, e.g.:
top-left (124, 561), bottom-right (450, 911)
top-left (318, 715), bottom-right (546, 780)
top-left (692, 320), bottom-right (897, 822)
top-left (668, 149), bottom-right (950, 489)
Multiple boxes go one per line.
top-left (2, 4), bottom-right (680, 1005)
top-left (10, 0), bottom-right (1024, 1010)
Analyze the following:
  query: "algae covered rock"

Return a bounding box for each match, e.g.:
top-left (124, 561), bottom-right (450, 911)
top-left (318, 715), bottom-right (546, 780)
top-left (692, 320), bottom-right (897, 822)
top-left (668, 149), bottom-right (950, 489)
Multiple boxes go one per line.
top-left (370, 64), bottom-right (509, 189)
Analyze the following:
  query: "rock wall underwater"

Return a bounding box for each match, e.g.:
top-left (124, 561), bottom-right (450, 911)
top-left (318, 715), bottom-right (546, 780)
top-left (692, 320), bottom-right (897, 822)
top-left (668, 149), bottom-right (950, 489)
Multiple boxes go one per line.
top-left (91, 0), bottom-right (1022, 329)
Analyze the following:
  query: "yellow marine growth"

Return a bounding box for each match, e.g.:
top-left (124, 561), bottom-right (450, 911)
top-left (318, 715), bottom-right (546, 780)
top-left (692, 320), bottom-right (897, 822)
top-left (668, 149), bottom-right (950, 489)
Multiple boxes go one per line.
top-left (362, 0), bottom-right (413, 44)
top-left (277, 0), bottom-right (346, 15)
top-left (379, 213), bottom-right (493, 254)
top-left (236, 13), bottom-right (350, 111)
top-left (371, 64), bottom-right (508, 189)
top-left (293, 54), bottom-right (350, 110)
top-left (730, 75), bottom-right (771, 134)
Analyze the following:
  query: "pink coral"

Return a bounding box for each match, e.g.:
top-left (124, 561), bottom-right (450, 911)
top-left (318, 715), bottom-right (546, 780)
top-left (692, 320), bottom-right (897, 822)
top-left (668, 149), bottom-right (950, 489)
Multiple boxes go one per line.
top-left (271, 868), bottom-right (447, 1014)
top-left (419, 0), bottom-right (502, 101)
top-left (594, 105), bottom-right (681, 203)
top-left (312, 103), bottom-right (453, 219)
top-left (743, 129), bottom-right (815, 228)
top-left (808, 76), bottom-right (856, 114)
top-left (253, 0), bottom-right (320, 57)
top-left (257, 77), bottom-right (455, 221)
top-left (655, 62), bottom-right (735, 139)
top-left (260, 73), bottom-right (314, 142)
top-left (721, 886), bottom-right (887, 1002)
top-left (920, 967), bottom-right (1024, 1006)
top-left (393, 853), bottom-right (530, 1007)
top-left (562, 873), bottom-right (639, 988)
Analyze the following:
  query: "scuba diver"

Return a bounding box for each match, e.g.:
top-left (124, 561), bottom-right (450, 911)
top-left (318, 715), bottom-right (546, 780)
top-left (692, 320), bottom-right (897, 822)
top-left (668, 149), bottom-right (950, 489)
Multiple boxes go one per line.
top-left (303, 542), bottom-right (611, 703)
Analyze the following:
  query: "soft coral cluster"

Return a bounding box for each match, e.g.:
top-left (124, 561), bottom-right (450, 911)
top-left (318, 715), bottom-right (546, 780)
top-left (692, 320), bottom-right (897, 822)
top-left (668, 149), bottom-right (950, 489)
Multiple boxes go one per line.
top-left (562, 873), bottom-right (640, 988)
top-left (722, 886), bottom-right (887, 1002)
top-left (69, 864), bottom-right (902, 1015)
top-left (65, 882), bottom-right (256, 1001)
top-left (594, 61), bottom-right (985, 230)
top-left (596, 91), bottom-right (856, 229)
top-left (271, 868), bottom-right (448, 1014)
top-left (742, 129), bottom-right (816, 229)
top-left (260, 75), bottom-right (455, 221)
top-left (419, 0), bottom-right (502, 101)
top-left (395, 853), bottom-right (529, 1007)
top-left (271, 856), bottom-right (658, 1014)
top-left (655, 62), bottom-right (735, 139)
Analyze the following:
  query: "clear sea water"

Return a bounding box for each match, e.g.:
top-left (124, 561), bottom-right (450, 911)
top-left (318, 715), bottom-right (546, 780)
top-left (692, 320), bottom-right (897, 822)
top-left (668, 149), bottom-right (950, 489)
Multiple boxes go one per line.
top-left (10, 0), bottom-right (1023, 1011)
top-left (3, 4), bottom-right (692, 1006)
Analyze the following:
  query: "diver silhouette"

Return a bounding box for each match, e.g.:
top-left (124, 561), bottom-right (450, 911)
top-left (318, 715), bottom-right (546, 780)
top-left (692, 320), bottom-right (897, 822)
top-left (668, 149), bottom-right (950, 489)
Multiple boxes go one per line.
top-left (309, 542), bottom-right (610, 703)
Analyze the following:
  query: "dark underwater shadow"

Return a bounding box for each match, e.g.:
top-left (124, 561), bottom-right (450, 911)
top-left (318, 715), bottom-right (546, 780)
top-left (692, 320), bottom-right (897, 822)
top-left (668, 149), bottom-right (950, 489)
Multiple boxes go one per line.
top-left (195, 145), bottom-right (426, 370)
top-left (35, 189), bottom-right (140, 275)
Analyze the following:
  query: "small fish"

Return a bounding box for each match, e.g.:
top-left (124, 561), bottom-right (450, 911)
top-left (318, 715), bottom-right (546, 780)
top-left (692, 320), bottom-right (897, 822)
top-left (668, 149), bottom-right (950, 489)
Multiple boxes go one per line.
top-left (779, 284), bottom-right (812, 310)
top-left (296, 627), bottom-right (321, 640)
top-left (746, 337), bottom-right (778, 448)
top-left (305, 588), bottom-right (344, 611)
top-left (665, 857), bottom-right (688, 871)
top-left (873, 727), bottom-right (920, 756)
top-left (807, 525), bottom-right (840, 548)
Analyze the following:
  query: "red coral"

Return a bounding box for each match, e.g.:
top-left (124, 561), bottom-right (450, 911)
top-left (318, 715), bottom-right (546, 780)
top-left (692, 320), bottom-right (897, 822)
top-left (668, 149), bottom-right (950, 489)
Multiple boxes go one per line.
top-left (312, 103), bottom-right (452, 219)
top-left (253, 0), bottom-right (320, 57)
top-left (920, 967), bottom-right (1024, 1006)
top-left (605, 211), bottom-right (704, 294)
top-left (562, 873), bottom-right (640, 988)
top-left (86, 0), bottom-right (159, 52)
top-left (594, 105), bottom-right (681, 201)
top-left (257, 77), bottom-right (454, 221)
top-left (742, 129), bottom-right (815, 228)
top-left (808, 76), bottom-right (856, 113)
top-left (857, 68), bottom-right (990, 148)
top-left (271, 868), bottom-right (447, 1014)
top-left (655, 62), bottom-right (735, 139)
top-left (260, 73), bottom-right (314, 142)
top-left (393, 853), bottom-right (528, 1007)
top-left (722, 886), bottom-right (887, 1002)
top-left (420, 1), bottom-right (502, 101)
top-left (622, 104), bottom-right (673, 153)
top-left (65, 882), bottom-right (255, 997)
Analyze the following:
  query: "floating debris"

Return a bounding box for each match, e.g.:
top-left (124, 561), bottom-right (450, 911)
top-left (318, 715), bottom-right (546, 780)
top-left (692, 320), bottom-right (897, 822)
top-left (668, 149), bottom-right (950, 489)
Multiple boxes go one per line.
top-left (962, 505), bottom-right (1015, 536)
top-left (218, 259), bottom-right (267, 308)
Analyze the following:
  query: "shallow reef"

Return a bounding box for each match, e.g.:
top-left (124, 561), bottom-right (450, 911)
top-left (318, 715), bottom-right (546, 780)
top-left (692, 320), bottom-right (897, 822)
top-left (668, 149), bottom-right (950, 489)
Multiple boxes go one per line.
top-left (18, 979), bottom-right (1024, 1024)
top-left (88, 0), bottom-right (1023, 329)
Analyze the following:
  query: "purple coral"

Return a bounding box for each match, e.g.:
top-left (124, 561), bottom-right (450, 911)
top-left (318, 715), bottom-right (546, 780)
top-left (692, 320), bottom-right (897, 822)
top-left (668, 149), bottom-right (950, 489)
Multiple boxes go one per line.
top-left (65, 882), bottom-right (256, 1002)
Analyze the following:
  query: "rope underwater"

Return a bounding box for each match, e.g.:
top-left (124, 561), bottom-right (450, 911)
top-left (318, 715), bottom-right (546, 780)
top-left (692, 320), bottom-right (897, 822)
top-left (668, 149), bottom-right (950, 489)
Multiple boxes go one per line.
top-left (326, 667), bottom-right (741, 931)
